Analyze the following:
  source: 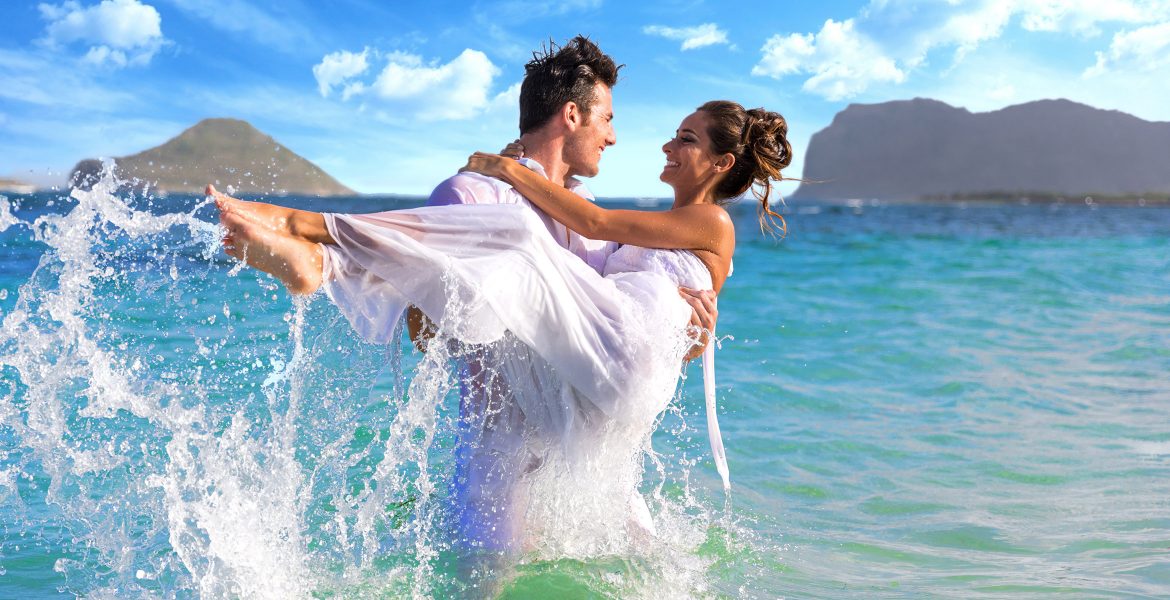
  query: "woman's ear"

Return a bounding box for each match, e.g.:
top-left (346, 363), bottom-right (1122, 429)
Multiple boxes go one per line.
top-left (713, 153), bottom-right (735, 173)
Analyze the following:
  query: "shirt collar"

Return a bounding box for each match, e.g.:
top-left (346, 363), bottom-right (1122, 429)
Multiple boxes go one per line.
top-left (517, 157), bottom-right (584, 191)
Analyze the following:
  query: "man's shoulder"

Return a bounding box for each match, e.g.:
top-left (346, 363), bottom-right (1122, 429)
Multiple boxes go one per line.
top-left (427, 172), bottom-right (516, 206)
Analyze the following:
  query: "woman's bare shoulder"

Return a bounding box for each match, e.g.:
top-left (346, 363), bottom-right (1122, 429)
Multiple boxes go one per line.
top-left (674, 203), bottom-right (734, 234)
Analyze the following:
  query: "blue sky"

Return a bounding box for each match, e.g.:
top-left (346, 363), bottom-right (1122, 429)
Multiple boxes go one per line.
top-left (2, 0), bottom-right (1169, 197)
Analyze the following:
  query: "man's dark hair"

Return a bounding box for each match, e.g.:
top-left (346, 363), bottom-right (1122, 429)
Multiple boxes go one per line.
top-left (519, 35), bottom-right (622, 134)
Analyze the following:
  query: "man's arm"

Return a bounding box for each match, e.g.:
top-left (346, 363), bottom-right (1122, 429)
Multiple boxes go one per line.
top-left (406, 174), bottom-right (487, 352)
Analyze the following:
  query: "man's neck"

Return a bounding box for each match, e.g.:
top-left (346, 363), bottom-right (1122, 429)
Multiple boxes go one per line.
top-left (518, 131), bottom-right (572, 188)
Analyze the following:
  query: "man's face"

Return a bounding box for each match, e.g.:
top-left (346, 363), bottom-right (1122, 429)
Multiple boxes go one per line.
top-left (564, 82), bottom-right (616, 178)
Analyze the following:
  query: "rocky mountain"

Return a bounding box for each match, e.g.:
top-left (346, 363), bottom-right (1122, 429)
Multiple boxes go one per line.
top-left (791, 98), bottom-right (1170, 201)
top-left (70, 118), bottom-right (354, 196)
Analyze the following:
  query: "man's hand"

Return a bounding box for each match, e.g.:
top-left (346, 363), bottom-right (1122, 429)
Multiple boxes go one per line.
top-left (406, 306), bottom-right (435, 353)
top-left (679, 287), bottom-right (718, 361)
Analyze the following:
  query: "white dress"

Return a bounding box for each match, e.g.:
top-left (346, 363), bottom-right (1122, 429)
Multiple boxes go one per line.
top-left (319, 203), bottom-right (724, 555)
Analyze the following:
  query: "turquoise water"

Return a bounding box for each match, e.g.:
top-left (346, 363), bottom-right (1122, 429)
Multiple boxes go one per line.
top-left (1, 185), bottom-right (1168, 598)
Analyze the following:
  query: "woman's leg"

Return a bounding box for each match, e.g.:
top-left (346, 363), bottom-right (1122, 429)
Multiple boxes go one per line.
top-left (208, 185), bottom-right (334, 244)
top-left (220, 203), bottom-right (324, 295)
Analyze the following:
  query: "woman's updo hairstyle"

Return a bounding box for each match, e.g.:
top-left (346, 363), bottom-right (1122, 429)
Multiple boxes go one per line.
top-left (698, 100), bottom-right (793, 235)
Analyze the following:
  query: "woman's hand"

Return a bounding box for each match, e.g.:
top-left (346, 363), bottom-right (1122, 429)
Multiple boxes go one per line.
top-left (460, 152), bottom-right (515, 182)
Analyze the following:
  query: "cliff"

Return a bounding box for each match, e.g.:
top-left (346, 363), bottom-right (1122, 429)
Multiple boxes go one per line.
top-left (792, 98), bottom-right (1170, 201)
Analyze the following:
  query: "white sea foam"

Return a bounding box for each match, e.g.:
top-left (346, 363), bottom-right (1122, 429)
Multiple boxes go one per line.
top-left (0, 196), bottom-right (19, 233)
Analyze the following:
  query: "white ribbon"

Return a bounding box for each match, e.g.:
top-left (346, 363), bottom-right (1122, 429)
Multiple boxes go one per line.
top-left (701, 318), bottom-right (730, 491)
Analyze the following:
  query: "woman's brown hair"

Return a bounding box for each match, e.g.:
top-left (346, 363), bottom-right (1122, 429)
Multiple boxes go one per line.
top-left (698, 100), bottom-right (793, 235)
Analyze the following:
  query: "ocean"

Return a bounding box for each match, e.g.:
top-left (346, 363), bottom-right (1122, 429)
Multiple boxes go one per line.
top-left (0, 182), bottom-right (1167, 598)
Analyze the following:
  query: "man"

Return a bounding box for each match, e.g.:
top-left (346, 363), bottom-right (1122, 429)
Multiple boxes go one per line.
top-left (408, 36), bottom-right (717, 553)
top-left (209, 35), bottom-right (718, 555)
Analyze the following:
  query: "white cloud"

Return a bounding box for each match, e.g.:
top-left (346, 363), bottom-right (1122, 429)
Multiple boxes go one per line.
top-left (899, 0), bottom-right (1167, 66)
top-left (479, 0), bottom-right (601, 22)
top-left (754, 0), bottom-right (1170, 100)
top-left (909, 43), bottom-right (1170, 121)
top-left (753, 19), bottom-right (905, 100)
top-left (165, 0), bottom-right (313, 53)
top-left (907, 2), bottom-right (1015, 67)
top-left (39, 0), bottom-right (165, 67)
top-left (1016, 0), bottom-right (1159, 33)
top-left (317, 48), bottom-right (502, 121)
top-left (488, 81), bottom-right (522, 113)
top-left (1085, 21), bottom-right (1170, 76)
top-left (0, 48), bottom-right (137, 109)
top-left (313, 49), bottom-right (370, 97)
top-left (643, 23), bottom-right (730, 50)
top-left (370, 49), bottom-right (499, 120)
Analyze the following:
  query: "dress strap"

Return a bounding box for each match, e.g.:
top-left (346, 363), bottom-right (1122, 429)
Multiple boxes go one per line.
top-left (702, 318), bottom-right (730, 491)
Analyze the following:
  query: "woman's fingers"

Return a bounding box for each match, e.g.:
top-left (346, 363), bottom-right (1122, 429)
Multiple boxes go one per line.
top-left (499, 140), bottom-right (525, 158)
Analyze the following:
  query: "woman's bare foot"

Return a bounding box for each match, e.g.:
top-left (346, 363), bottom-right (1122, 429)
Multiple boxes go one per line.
top-left (208, 185), bottom-right (332, 244)
top-left (220, 203), bottom-right (323, 295)
top-left (208, 185), bottom-right (290, 234)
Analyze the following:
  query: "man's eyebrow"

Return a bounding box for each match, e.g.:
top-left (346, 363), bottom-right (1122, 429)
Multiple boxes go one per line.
top-left (680, 128), bottom-right (697, 135)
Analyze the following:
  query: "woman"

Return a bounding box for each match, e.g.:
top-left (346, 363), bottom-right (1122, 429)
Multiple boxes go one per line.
top-left (213, 100), bottom-right (792, 552)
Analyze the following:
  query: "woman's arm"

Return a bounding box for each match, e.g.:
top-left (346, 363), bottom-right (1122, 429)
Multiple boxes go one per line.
top-left (461, 154), bottom-right (732, 253)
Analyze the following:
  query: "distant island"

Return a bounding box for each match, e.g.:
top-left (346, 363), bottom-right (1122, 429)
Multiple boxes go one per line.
top-left (0, 178), bottom-right (37, 194)
top-left (71, 118), bottom-right (355, 196)
top-left (792, 98), bottom-right (1170, 203)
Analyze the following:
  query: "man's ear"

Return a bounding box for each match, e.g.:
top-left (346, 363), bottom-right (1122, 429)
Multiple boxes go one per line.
top-left (713, 153), bottom-right (735, 173)
top-left (562, 101), bottom-right (581, 131)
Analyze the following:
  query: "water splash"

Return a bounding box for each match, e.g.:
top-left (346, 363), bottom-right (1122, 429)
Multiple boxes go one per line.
top-left (0, 169), bottom-right (733, 597)
top-left (0, 196), bottom-right (19, 233)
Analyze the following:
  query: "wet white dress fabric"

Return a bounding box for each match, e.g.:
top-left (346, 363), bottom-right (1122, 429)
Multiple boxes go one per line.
top-left (318, 202), bottom-right (713, 554)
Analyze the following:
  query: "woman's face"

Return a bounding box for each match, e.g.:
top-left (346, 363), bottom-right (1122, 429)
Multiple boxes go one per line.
top-left (660, 111), bottom-right (721, 188)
